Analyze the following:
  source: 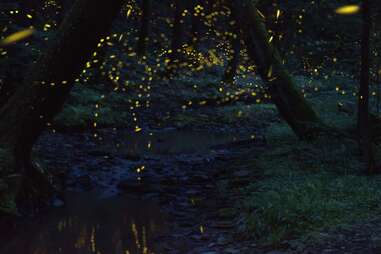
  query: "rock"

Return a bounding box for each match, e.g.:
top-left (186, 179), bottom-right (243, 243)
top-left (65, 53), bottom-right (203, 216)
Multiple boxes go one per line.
top-left (117, 180), bottom-right (145, 193)
top-left (372, 236), bottom-right (381, 251)
top-left (52, 198), bottom-right (65, 207)
top-left (87, 150), bottom-right (110, 157)
top-left (266, 251), bottom-right (288, 254)
top-left (217, 236), bottom-right (228, 245)
top-left (217, 208), bottom-right (236, 219)
top-left (186, 189), bottom-right (200, 195)
top-left (200, 233), bottom-right (209, 241)
top-left (208, 243), bottom-right (216, 248)
top-left (321, 250), bottom-right (335, 254)
top-left (0, 180), bottom-right (8, 192)
top-left (76, 175), bottom-right (93, 190)
top-left (224, 247), bottom-right (240, 254)
top-left (190, 234), bottom-right (202, 241)
top-left (178, 220), bottom-right (194, 227)
top-left (160, 178), bottom-right (179, 186)
top-left (230, 178), bottom-right (250, 188)
top-left (190, 174), bottom-right (210, 182)
top-left (125, 153), bottom-right (141, 161)
top-left (213, 221), bottom-right (234, 229)
top-left (233, 170), bottom-right (251, 178)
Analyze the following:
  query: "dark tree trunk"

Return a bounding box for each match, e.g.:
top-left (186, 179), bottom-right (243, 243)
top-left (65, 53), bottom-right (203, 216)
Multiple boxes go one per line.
top-left (167, 0), bottom-right (186, 72)
top-left (222, 13), bottom-right (241, 84)
top-left (231, 0), bottom-right (321, 139)
top-left (136, 0), bottom-right (153, 58)
top-left (358, 0), bottom-right (377, 174)
top-left (206, 0), bottom-right (215, 15)
top-left (189, 0), bottom-right (203, 46)
top-left (223, 34), bottom-right (241, 84)
top-left (0, 0), bottom-right (124, 214)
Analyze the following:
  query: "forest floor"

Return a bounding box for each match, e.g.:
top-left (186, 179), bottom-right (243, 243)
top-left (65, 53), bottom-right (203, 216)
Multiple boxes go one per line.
top-left (2, 74), bottom-right (381, 254)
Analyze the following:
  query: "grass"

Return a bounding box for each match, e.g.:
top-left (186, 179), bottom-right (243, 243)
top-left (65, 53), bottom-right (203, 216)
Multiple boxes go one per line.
top-left (236, 122), bottom-right (381, 246)
top-left (171, 103), bottom-right (278, 129)
top-left (229, 84), bottom-right (381, 247)
top-left (53, 86), bottom-right (131, 130)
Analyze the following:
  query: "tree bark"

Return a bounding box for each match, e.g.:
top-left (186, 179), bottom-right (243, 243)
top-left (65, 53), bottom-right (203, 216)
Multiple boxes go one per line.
top-left (136, 0), bottom-right (153, 57)
top-left (223, 34), bottom-right (241, 84)
top-left (167, 0), bottom-right (186, 72)
top-left (222, 11), bottom-right (241, 85)
top-left (358, 0), bottom-right (377, 174)
top-left (189, 0), bottom-right (203, 46)
top-left (231, 0), bottom-right (321, 139)
top-left (0, 0), bottom-right (124, 214)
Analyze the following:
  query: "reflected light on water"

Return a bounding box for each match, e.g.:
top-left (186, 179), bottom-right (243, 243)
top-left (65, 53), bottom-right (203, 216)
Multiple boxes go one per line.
top-left (0, 192), bottom-right (168, 254)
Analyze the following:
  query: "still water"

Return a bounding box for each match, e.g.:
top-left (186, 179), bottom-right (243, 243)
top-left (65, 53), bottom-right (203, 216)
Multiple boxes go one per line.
top-left (0, 192), bottom-right (168, 254)
top-left (0, 130), bottom-right (254, 254)
top-left (108, 129), bottom-right (252, 156)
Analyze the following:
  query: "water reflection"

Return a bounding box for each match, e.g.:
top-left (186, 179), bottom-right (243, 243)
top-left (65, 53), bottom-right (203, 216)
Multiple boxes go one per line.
top-left (0, 192), bottom-right (168, 254)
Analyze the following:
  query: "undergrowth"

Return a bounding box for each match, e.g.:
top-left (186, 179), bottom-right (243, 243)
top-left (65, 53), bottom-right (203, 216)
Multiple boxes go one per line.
top-left (235, 88), bottom-right (381, 247)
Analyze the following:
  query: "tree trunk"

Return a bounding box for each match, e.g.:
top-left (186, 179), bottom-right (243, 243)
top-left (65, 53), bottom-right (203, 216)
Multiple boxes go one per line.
top-left (0, 0), bottom-right (124, 214)
top-left (231, 0), bottom-right (321, 139)
top-left (167, 0), bottom-right (186, 73)
top-left (223, 34), bottom-right (241, 84)
top-left (222, 12), bottom-right (241, 84)
top-left (189, 0), bottom-right (203, 46)
top-left (136, 0), bottom-right (153, 58)
top-left (358, 0), bottom-right (377, 174)
top-left (206, 0), bottom-right (215, 15)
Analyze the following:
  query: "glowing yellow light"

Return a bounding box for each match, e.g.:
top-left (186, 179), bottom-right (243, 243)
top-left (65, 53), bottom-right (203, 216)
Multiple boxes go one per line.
top-left (0, 28), bottom-right (35, 46)
top-left (276, 9), bottom-right (281, 19)
top-left (335, 5), bottom-right (360, 15)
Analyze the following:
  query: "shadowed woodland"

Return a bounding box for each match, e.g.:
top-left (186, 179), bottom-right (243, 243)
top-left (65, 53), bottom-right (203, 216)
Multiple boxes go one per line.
top-left (1, 0), bottom-right (381, 253)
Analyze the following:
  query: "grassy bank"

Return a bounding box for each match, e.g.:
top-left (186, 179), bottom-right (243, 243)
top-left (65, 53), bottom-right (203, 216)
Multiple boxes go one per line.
top-left (224, 84), bottom-right (381, 248)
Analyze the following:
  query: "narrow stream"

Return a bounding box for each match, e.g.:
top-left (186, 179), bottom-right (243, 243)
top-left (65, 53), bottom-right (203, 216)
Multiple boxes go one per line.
top-left (0, 129), bottom-right (255, 254)
top-left (103, 129), bottom-right (252, 156)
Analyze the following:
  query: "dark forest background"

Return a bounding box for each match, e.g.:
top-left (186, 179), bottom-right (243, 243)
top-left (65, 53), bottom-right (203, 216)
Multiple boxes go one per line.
top-left (1, 0), bottom-right (381, 253)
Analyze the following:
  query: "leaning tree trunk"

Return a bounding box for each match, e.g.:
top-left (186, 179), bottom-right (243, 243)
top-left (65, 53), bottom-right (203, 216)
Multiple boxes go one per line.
top-left (0, 0), bottom-right (124, 214)
top-left (136, 0), bottom-right (152, 58)
top-left (231, 0), bottom-right (321, 139)
top-left (358, 0), bottom-right (377, 174)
